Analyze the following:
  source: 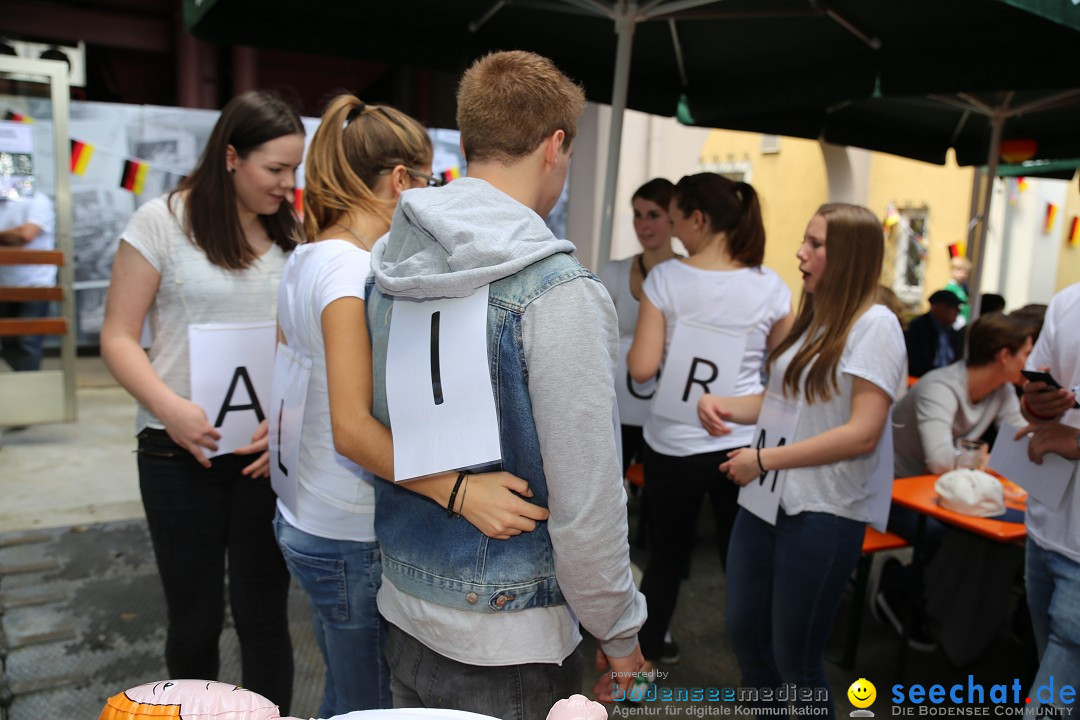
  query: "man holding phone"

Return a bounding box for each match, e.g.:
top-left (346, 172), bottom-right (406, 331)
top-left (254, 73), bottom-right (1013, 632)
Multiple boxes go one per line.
top-left (1016, 281), bottom-right (1080, 710)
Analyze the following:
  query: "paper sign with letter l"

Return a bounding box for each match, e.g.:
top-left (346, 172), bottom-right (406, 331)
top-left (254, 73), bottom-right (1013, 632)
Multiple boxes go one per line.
top-left (269, 342), bottom-right (312, 516)
top-left (615, 335), bottom-right (657, 427)
top-left (189, 321), bottom-right (275, 459)
top-left (738, 392), bottom-right (800, 525)
top-left (652, 320), bottom-right (747, 425)
top-left (385, 286), bottom-right (501, 480)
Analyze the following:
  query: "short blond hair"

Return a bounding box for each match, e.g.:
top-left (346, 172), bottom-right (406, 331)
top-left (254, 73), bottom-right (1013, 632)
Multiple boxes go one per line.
top-left (456, 51), bottom-right (586, 164)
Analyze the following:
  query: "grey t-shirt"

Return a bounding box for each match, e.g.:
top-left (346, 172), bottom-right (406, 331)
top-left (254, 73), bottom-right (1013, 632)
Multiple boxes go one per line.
top-left (892, 361), bottom-right (1024, 477)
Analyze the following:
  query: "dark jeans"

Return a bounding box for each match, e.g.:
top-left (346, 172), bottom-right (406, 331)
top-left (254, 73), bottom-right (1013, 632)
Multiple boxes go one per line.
top-left (385, 623), bottom-right (583, 720)
top-left (0, 300), bottom-right (49, 371)
top-left (726, 508), bottom-right (865, 720)
top-left (137, 428), bottom-right (293, 713)
top-left (620, 424), bottom-right (645, 476)
top-left (638, 442), bottom-right (741, 661)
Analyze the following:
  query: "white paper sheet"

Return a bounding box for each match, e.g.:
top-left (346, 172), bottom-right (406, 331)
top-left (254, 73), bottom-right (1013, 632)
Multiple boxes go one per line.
top-left (989, 421), bottom-right (1077, 511)
top-left (652, 320), bottom-right (747, 425)
top-left (268, 342), bottom-right (312, 515)
top-left (188, 321), bottom-right (275, 458)
top-left (385, 287), bottom-right (501, 480)
top-left (738, 392), bottom-right (800, 525)
top-left (614, 335), bottom-right (656, 427)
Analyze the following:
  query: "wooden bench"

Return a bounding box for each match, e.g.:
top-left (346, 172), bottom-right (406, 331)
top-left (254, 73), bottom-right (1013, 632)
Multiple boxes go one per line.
top-left (830, 526), bottom-right (910, 670)
top-left (0, 248), bottom-right (67, 337)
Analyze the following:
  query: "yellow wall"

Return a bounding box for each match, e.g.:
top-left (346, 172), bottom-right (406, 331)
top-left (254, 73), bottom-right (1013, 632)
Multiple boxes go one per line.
top-left (1055, 176), bottom-right (1080, 292)
top-left (698, 129), bottom-right (976, 310)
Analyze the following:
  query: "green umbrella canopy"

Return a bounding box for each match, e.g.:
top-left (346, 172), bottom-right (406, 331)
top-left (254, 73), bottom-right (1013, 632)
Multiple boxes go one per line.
top-left (185, 0), bottom-right (1080, 123)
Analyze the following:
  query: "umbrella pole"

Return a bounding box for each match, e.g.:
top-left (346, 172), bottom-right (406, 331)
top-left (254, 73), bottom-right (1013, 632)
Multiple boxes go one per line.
top-left (596, 1), bottom-right (637, 269)
top-left (968, 111), bottom-right (1005, 323)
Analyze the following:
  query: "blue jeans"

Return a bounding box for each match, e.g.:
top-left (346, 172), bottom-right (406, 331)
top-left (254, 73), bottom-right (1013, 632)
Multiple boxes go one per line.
top-left (273, 511), bottom-right (391, 716)
top-left (726, 508), bottom-right (864, 720)
top-left (1026, 539), bottom-right (1080, 710)
top-left (384, 623), bottom-right (582, 720)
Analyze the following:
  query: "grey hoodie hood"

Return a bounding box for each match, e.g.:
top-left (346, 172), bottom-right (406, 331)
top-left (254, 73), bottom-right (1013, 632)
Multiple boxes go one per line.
top-left (371, 177), bottom-right (576, 299)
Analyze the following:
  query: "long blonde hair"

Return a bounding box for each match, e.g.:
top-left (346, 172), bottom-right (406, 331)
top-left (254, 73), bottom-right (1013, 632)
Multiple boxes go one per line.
top-left (769, 204), bottom-right (884, 404)
top-left (302, 94), bottom-right (432, 240)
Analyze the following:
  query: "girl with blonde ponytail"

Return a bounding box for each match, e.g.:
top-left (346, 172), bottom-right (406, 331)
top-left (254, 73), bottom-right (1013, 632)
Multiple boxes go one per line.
top-left (270, 94), bottom-right (549, 716)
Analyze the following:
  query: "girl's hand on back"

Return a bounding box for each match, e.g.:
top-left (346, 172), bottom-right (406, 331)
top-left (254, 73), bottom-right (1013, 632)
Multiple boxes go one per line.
top-left (698, 394), bottom-right (733, 436)
top-left (457, 472), bottom-right (550, 540)
top-left (236, 419), bottom-right (271, 478)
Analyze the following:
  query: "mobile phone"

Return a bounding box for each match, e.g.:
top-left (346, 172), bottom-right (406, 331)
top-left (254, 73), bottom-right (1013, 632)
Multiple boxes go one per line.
top-left (1021, 370), bottom-right (1080, 409)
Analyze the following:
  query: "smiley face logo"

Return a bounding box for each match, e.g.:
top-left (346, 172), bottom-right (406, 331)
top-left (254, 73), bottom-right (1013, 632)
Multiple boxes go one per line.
top-left (848, 678), bottom-right (876, 709)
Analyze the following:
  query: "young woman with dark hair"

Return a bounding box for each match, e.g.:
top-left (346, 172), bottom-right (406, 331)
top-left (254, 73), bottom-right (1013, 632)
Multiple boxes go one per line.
top-left (599, 178), bottom-right (679, 474)
top-left (699, 204), bottom-right (906, 719)
top-left (626, 172), bottom-right (792, 682)
top-left (101, 90), bottom-right (304, 712)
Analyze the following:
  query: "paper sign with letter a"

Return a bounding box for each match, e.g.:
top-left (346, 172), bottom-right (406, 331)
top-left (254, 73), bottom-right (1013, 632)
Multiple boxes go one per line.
top-left (269, 342), bottom-right (312, 516)
top-left (385, 286), bottom-right (501, 481)
top-left (652, 320), bottom-right (747, 425)
top-left (738, 392), bottom-right (800, 525)
top-left (189, 321), bottom-right (275, 458)
top-left (615, 335), bottom-right (657, 427)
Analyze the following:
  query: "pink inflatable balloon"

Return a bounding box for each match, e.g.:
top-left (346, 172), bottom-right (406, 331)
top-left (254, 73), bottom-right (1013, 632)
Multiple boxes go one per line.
top-left (98, 679), bottom-right (304, 720)
top-left (545, 694), bottom-right (608, 720)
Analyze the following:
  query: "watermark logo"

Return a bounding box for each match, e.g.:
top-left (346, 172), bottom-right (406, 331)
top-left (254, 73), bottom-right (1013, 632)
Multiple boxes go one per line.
top-left (849, 678), bottom-right (877, 718)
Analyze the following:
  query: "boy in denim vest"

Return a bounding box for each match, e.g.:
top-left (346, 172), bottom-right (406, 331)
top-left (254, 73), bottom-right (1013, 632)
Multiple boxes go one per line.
top-left (366, 51), bottom-right (645, 719)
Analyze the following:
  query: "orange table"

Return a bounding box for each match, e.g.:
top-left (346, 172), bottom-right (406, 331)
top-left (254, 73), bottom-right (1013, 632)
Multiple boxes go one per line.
top-left (888, 475), bottom-right (1026, 676)
top-left (891, 474), bottom-right (1027, 542)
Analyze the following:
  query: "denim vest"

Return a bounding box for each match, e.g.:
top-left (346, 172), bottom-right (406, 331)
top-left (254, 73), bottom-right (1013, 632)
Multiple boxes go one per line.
top-left (368, 252), bottom-right (595, 613)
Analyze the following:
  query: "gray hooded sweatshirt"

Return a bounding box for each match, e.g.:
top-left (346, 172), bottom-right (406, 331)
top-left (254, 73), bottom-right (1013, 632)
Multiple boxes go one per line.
top-left (370, 177), bottom-right (645, 664)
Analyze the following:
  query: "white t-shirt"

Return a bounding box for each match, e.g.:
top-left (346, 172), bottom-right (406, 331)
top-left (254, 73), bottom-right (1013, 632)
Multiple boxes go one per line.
top-left (598, 256), bottom-right (641, 339)
top-left (1026, 282), bottom-right (1080, 564)
top-left (0, 193), bottom-right (57, 287)
top-left (642, 260), bottom-right (791, 455)
top-left (120, 195), bottom-right (287, 431)
top-left (777, 304), bottom-right (907, 522)
top-left (274, 240), bottom-right (377, 542)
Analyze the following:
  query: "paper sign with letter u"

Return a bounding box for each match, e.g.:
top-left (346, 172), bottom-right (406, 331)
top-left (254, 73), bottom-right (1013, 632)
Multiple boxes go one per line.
top-left (188, 321), bottom-right (275, 458)
top-left (385, 286), bottom-right (502, 481)
top-left (268, 342), bottom-right (312, 516)
top-left (738, 391), bottom-right (800, 525)
top-left (615, 335), bottom-right (657, 427)
top-left (652, 320), bottom-right (747, 425)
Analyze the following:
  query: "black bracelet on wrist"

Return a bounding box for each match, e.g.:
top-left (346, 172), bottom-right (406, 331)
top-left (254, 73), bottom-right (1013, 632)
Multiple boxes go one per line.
top-left (756, 447), bottom-right (767, 474)
top-left (447, 471), bottom-right (467, 517)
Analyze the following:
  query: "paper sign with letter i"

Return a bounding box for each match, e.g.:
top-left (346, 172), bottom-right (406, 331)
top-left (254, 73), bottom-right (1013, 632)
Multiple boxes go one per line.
top-left (189, 321), bottom-right (275, 459)
top-left (385, 286), bottom-right (502, 480)
top-left (738, 392), bottom-right (800, 525)
top-left (269, 342), bottom-right (312, 516)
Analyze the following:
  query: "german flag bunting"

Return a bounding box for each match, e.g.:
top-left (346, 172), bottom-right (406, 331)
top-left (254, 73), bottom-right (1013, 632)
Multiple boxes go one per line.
top-left (1068, 217), bottom-right (1079, 248)
top-left (1044, 203), bottom-right (1058, 235)
top-left (441, 167), bottom-right (462, 184)
top-left (70, 139), bottom-right (94, 175)
top-left (3, 110), bottom-right (32, 123)
top-left (119, 159), bottom-right (150, 195)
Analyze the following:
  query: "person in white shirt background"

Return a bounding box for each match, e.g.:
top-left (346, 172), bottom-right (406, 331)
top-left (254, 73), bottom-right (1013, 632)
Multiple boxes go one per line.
top-left (0, 190), bottom-right (56, 371)
top-left (627, 172), bottom-right (792, 684)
